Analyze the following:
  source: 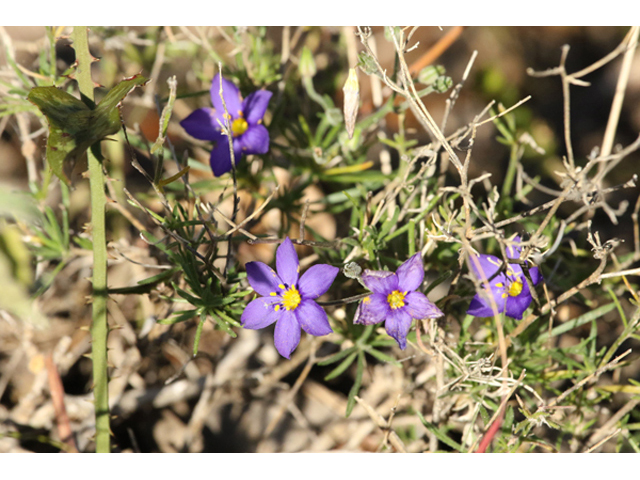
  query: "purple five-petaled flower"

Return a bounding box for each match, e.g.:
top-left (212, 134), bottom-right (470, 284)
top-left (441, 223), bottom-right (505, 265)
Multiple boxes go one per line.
top-left (242, 237), bottom-right (339, 359)
top-left (354, 253), bottom-right (443, 349)
top-left (180, 73), bottom-right (272, 177)
top-left (467, 236), bottom-right (543, 320)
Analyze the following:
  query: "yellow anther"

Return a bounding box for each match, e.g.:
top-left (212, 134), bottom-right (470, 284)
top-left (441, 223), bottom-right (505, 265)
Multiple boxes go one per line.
top-left (282, 286), bottom-right (301, 311)
top-left (387, 290), bottom-right (406, 310)
top-left (231, 117), bottom-right (248, 137)
top-left (508, 280), bottom-right (523, 297)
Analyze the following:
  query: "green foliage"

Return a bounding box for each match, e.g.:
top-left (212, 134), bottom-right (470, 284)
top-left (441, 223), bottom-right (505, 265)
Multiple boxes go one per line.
top-left (3, 26), bottom-right (639, 453)
top-left (27, 74), bottom-right (148, 184)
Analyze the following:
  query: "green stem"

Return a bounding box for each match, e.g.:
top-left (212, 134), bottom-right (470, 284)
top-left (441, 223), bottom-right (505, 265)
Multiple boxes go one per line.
top-left (71, 27), bottom-right (111, 453)
top-left (302, 76), bottom-right (332, 111)
top-left (502, 142), bottom-right (519, 198)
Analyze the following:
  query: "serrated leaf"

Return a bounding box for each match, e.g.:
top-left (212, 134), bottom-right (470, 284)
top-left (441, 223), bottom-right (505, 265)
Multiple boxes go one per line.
top-left (27, 87), bottom-right (91, 184)
top-left (27, 74), bottom-right (148, 184)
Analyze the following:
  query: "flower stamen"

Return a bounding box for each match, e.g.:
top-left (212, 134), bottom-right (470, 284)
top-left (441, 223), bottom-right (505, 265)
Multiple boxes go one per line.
top-left (508, 280), bottom-right (523, 297)
top-left (231, 117), bottom-right (248, 137)
top-left (387, 290), bottom-right (406, 310)
top-left (282, 286), bottom-right (301, 311)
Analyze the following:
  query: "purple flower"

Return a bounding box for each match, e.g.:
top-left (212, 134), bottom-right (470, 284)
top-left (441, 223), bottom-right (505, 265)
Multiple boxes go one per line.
top-left (467, 236), bottom-right (543, 320)
top-left (354, 253), bottom-right (443, 349)
top-left (241, 237), bottom-right (339, 359)
top-left (180, 73), bottom-right (272, 177)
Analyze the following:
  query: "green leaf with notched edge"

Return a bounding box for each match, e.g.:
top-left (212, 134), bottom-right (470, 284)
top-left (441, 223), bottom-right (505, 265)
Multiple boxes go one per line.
top-left (27, 74), bottom-right (148, 184)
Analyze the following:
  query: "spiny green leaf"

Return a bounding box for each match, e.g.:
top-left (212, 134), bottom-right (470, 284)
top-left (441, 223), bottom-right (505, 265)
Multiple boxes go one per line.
top-left (27, 74), bottom-right (148, 184)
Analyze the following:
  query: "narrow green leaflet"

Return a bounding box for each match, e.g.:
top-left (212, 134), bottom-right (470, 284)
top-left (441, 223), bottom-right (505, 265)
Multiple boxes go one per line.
top-left (417, 412), bottom-right (465, 452)
top-left (537, 303), bottom-right (616, 341)
top-left (27, 74), bottom-right (148, 184)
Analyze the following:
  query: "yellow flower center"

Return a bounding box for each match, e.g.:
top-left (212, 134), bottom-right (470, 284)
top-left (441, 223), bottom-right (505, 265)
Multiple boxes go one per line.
top-left (508, 280), bottom-right (523, 297)
top-left (231, 117), bottom-right (248, 137)
top-left (387, 290), bottom-right (406, 310)
top-left (281, 286), bottom-right (301, 311)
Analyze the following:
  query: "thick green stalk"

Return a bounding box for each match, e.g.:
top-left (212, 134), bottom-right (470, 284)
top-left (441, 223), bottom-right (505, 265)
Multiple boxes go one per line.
top-left (71, 27), bottom-right (110, 453)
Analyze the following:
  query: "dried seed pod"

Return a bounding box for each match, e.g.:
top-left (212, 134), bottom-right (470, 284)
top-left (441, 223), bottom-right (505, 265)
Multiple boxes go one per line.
top-left (342, 68), bottom-right (360, 139)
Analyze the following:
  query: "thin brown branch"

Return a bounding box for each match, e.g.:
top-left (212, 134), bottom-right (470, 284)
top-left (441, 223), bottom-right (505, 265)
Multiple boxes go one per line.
top-left (45, 354), bottom-right (78, 453)
top-left (408, 26), bottom-right (466, 75)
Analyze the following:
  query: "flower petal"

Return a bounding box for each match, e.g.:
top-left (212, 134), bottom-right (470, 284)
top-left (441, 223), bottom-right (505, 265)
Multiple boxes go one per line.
top-left (294, 299), bottom-right (332, 336)
top-left (245, 261), bottom-right (282, 296)
top-left (242, 89), bottom-right (272, 124)
top-left (273, 310), bottom-right (301, 359)
top-left (468, 253), bottom-right (512, 317)
top-left (469, 254), bottom-right (503, 284)
top-left (180, 108), bottom-right (224, 142)
top-left (527, 265), bottom-right (542, 286)
top-left (236, 124), bottom-right (270, 155)
top-left (353, 293), bottom-right (389, 325)
top-left (276, 237), bottom-right (299, 287)
top-left (506, 236), bottom-right (522, 259)
top-left (298, 264), bottom-right (339, 299)
top-left (467, 286), bottom-right (506, 318)
top-left (384, 308), bottom-right (413, 350)
top-left (210, 73), bottom-right (243, 119)
top-left (505, 280), bottom-right (533, 320)
top-left (505, 263), bottom-right (524, 286)
top-left (396, 253), bottom-right (424, 292)
top-left (241, 296), bottom-right (280, 329)
top-left (361, 269), bottom-right (398, 294)
top-left (209, 138), bottom-right (243, 177)
top-left (405, 291), bottom-right (443, 320)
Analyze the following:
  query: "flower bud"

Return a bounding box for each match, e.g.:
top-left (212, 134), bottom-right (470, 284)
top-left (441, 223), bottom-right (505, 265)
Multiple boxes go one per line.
top-left (417, 65), bottom-right (452, 94)
top-left (342, 68), bottom-right (360, 139)
top-left (433, 75), bottom-right (452, 93)
top-left (417, 65), bottom-right (445, 86)
top-left (299, 46), bottom-right (317, 78)
top-left (357, 52), bottom-right (377, 76)
top-left (343, 261), bottom-right (362, 280)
